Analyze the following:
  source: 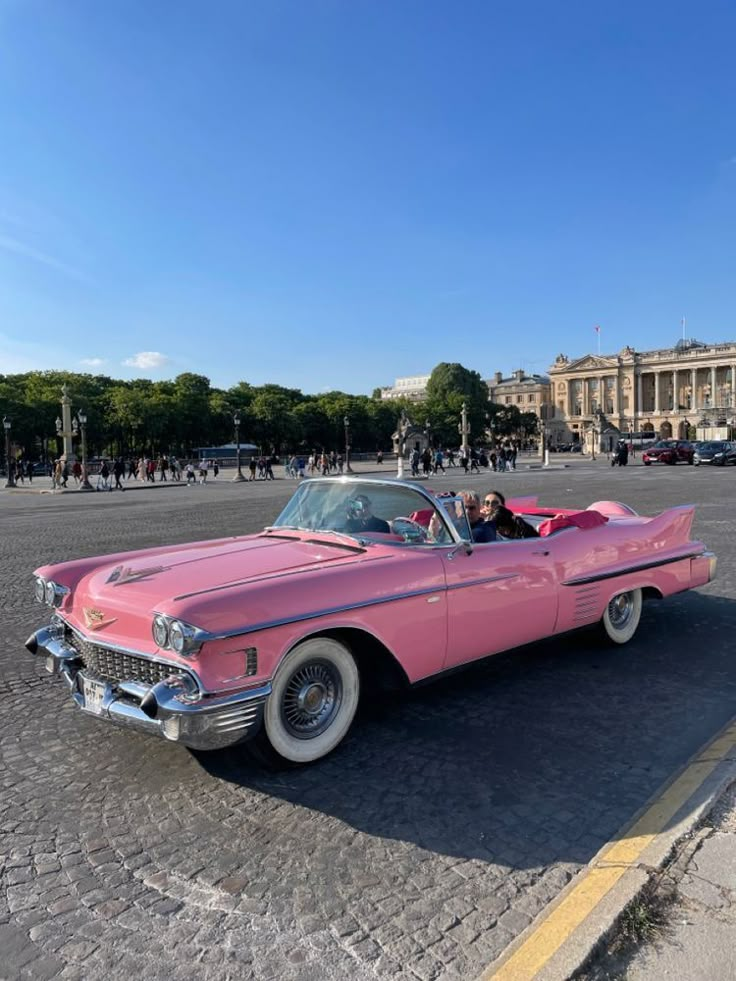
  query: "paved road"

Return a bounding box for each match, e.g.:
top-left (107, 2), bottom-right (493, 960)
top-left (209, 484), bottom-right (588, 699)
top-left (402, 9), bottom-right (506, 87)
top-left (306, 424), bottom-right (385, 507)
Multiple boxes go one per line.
top-left (2, 463), bottom-right (735, 980)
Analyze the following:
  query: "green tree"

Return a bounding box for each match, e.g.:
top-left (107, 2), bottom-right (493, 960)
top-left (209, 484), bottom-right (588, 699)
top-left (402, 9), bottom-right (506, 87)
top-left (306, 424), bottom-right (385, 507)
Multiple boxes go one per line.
top-left (425, 363), bottom-right (488, 447)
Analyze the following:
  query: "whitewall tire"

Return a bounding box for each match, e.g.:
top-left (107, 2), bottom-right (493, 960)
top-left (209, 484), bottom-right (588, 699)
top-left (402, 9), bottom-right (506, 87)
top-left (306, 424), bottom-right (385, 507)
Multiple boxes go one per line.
top-left (259, 637), bottom-right (359, 765)
top-left (601, 588), bottom-right (643, 645)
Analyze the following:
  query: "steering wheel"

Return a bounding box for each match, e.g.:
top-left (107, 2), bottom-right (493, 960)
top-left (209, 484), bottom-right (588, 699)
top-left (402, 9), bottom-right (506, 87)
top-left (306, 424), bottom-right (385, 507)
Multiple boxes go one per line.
top-left (391, 517), bottom-right (429, 543)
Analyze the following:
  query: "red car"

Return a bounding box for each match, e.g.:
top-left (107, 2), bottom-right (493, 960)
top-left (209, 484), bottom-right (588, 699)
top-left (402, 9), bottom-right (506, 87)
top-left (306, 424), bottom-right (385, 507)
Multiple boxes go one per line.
top-left (642, 440), bottom-right (694, 465)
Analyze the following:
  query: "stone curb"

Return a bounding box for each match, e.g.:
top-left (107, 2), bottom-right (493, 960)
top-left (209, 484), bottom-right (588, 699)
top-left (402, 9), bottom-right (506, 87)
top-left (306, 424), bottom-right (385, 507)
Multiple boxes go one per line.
top-left (480, 720), bottom-right (736, 981)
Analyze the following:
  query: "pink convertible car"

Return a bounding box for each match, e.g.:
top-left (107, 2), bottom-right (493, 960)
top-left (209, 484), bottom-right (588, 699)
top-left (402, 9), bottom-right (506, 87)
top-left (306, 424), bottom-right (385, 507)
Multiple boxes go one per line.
top-left (27, 478), bottom-right (715, 765)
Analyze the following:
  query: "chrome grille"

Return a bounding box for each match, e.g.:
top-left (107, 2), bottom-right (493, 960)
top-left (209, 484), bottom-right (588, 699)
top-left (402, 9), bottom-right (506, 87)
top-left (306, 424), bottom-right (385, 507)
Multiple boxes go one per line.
top-left (64, 627), bottom-right (189, 687)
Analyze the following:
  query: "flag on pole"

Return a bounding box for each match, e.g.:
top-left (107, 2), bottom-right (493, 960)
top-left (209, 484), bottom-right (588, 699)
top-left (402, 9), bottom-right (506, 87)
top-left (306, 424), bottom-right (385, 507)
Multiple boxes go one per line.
top-left (594, 324), bottom-right (601, 354)
top-left (594, 325), bottom-right (601, 334)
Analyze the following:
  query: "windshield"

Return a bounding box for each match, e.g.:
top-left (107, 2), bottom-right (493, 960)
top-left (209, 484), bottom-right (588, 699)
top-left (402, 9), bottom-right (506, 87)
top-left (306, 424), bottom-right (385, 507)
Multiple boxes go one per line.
top-left (272, 479), bottom-right (471, 544)
top-left (700, 442), bottom-right (727, 452)
top-left (653, 440), bottom-right (677, 448)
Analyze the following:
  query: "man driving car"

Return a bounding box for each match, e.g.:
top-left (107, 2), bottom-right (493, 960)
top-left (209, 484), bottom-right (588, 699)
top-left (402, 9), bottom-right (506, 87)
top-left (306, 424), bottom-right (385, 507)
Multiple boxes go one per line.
top-left (344, 494), bottom-right (391, 534)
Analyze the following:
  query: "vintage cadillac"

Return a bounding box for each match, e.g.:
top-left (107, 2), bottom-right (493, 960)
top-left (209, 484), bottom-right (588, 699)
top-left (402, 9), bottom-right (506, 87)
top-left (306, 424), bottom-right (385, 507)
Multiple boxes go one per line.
top-left (27, 478), bottom-right (715, 765)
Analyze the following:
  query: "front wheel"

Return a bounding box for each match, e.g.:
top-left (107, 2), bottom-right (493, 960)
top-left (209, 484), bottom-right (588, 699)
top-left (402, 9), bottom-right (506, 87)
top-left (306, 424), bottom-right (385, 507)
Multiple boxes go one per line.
top-left (252, 637), bottom-right (359, 766)
top-left (600, 588), bottom-right (642, 644)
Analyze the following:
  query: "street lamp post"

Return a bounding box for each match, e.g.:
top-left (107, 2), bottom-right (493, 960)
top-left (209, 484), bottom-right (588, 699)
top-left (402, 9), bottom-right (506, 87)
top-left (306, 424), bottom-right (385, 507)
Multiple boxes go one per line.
top-left (232, 412), bottom-right (245, 481)
top-left (343, 416), bottom-right (353, 473)
top-left (3, 417), bottom-right (15, 488)
top-left (76, 412), bottom-right (93, 490)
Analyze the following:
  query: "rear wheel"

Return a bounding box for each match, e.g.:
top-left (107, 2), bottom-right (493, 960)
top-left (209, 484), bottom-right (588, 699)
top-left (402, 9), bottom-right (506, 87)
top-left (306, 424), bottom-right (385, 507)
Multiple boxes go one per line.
top-left (250, 637), bottom-right (359, 766)
top-left (600, 588), bottom-right (642, 644)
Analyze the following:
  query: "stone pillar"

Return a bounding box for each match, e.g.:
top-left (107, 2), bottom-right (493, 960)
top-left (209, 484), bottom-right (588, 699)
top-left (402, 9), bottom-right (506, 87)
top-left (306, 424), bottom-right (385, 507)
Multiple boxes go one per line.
top-left (732, 365), bottom-right (736, 408)
top-left (59, 385), bottom-right (77, 464)
top-left (691, 368), bottom-right (697, 410)
top-left (672, 369), bottom-right (678, 411)
top-left (711, 365), bottom-right (717, 408)
top-left (598, 376), bottom-right (604, 414)
top-left (654, 372), bottom-right (660, 413)
top-left (636, 372), bottom-right (643, 417)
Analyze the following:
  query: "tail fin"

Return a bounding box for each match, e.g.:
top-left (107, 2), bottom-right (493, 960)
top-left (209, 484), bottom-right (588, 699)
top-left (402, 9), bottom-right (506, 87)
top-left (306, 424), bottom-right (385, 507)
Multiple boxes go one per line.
top-left (641, 504), bottom-right (695, 547)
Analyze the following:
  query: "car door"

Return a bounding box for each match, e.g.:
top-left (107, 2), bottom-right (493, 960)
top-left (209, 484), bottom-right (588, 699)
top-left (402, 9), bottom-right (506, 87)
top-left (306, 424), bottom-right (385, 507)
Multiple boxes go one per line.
top-left (440, 538), bottom-right (558, 669)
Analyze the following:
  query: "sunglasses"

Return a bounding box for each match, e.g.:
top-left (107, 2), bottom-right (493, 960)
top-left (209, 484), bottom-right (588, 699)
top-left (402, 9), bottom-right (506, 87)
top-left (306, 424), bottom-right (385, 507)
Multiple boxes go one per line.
top-left (484, 499), bottom-right (500, 508)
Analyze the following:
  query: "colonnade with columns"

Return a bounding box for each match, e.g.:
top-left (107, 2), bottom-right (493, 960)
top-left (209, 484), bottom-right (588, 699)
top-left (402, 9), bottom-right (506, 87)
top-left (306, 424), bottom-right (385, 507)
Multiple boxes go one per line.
top-left (562, 364), bottom-right (736, 420)
top-left (637, 364), bottom-right (735, 414)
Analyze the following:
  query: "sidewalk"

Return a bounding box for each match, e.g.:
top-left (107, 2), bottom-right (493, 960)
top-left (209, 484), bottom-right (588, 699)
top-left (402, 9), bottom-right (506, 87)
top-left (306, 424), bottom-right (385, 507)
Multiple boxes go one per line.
top-left (615, 781), bottom-right (736, 980)
top-left (582, 780), bottom-right (736, 981)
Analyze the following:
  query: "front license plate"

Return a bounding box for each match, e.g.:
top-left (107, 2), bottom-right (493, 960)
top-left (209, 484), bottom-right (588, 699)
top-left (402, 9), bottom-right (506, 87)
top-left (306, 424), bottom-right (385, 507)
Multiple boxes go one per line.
top-left (82, 676), bottom-right (107, 716)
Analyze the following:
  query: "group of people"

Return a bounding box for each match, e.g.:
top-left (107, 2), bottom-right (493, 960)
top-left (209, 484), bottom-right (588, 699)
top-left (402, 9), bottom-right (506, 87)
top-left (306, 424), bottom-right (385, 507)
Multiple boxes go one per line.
top-left (458, 488), bottom-right (539, 543)
top-left (408, 443), bottom-right (522, 478)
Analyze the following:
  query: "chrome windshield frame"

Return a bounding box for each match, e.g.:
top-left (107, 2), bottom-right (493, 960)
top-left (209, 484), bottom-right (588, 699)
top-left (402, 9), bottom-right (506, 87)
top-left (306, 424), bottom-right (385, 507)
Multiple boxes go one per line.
top-left (270, 476), bottom-right (467, 546)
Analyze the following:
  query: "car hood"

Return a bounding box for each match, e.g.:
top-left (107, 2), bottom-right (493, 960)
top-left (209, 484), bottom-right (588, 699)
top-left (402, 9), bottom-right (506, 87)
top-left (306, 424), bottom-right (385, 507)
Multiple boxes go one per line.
top-left (65, 534), bottom-right (374, 648)
top-left (85, 535), bottom-right (366, 604)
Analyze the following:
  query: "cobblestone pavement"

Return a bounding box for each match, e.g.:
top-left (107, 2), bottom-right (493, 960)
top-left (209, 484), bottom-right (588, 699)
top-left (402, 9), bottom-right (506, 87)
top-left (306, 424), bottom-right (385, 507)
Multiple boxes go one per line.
top-left (2, 465), bottom-right (735, 980)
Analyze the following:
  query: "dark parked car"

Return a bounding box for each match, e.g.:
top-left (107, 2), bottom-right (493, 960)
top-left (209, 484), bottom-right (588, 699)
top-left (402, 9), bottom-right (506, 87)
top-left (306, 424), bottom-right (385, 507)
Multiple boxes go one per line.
top-left (693, 441), bottom-right (736, 466)
top-left (642, 440), bottom-right (695, 466)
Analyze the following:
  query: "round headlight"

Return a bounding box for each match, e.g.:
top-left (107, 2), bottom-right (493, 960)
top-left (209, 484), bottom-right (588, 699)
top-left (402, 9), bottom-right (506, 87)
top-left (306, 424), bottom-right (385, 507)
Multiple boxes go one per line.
top-left (152, 615), bottom-right (169, 648)
top-left (45, 581), bottom-right (56, 606)
top-left (169, 620), bottom-right (185, 653)
top-left (34, 578), bottom-right (46, 604)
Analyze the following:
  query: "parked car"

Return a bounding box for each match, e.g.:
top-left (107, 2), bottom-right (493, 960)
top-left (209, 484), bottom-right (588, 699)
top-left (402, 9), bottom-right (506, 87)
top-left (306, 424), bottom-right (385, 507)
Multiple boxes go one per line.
top-left (27, 478), bottom-right (715, 766)
top-left (693, 441), bottom-right (736, 466)
top-left (642, 440), bottom-right (695, 465)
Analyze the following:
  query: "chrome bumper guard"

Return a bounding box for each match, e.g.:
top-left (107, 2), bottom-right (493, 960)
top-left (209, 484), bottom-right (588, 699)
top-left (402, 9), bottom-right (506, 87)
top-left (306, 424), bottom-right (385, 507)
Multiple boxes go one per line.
top-left (26, 623), bottom-right (270, 751)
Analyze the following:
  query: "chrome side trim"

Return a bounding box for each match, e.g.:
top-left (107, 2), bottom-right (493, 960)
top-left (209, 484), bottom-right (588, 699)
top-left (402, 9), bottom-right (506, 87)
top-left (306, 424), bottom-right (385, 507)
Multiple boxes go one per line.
top-left (561, 550), bottom-right (703, 586)
top-left (446, 573), bottom-right (519, 590)
top-left (214, 584), bottom-right (447, 638)
top-left (190, 570), bottom-right (523, 642)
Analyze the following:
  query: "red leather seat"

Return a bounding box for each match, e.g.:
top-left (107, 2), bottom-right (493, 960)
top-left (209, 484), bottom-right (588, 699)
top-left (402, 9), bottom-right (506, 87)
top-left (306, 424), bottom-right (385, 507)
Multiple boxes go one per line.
top-left (538, 510), bottom-right (608, 537)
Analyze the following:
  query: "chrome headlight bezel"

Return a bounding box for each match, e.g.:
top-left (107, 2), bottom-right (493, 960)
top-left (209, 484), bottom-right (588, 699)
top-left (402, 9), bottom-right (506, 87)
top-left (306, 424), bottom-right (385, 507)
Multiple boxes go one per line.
top-left (152, 615), bottom-right (169, 649)
top-left (151, 613), bottom-right (203, 658)
top-left (35, 577), bottom-right (69, 608)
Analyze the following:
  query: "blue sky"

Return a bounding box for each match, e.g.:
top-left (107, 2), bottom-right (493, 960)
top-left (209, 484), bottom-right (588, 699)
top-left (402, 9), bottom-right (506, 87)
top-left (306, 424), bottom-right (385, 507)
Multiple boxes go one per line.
top-left (1, 0), bottom-right (735, 394)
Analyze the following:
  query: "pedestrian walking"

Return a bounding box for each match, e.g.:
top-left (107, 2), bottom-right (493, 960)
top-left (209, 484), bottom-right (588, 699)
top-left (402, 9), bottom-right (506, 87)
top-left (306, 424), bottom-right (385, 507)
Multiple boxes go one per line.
top-left (98, 461), bottom-right (110, 491)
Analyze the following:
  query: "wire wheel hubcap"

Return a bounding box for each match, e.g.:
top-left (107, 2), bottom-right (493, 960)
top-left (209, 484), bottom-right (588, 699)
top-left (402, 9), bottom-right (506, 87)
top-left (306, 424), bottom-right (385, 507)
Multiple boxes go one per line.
top-left (281, 660), bottom-right (342, 739)
top-left (608, 592), bottom-right (633, 629)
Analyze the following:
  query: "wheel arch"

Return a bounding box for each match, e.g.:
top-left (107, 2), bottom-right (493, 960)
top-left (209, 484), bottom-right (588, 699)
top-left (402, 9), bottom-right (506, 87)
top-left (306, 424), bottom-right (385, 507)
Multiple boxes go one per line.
top-left (642, 585), bottom-right (664, 601)
top-left (282, 626), bottom-right (410, 693)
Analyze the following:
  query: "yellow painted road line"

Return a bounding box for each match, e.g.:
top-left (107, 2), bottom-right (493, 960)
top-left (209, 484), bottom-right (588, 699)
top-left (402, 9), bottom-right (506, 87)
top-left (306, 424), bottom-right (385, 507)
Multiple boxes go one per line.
top-left (482, 718), bottom-right (736, 981)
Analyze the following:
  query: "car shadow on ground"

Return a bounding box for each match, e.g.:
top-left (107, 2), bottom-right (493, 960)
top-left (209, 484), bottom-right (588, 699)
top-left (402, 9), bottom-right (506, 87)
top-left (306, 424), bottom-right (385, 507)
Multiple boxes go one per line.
top-left (194, 590), bottom-right (736, 868)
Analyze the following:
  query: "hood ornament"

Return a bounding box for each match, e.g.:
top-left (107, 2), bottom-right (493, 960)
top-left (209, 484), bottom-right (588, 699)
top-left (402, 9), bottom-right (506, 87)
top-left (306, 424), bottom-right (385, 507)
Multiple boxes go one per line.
top-left (83, 607), bottom-right (117, 631)
top-left (107, 564), bottom-right (169, 586)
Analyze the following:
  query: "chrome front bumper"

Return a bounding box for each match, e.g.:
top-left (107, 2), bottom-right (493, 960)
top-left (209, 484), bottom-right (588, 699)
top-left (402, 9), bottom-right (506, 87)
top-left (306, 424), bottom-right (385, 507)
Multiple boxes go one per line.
top-left (26, 623), bottom-right (270, 751)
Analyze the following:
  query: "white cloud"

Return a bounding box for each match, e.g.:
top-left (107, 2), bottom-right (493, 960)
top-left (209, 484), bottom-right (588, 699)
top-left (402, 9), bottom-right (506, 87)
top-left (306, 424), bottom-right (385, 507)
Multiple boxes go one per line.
top-left (80, 357), bottom-right (106, 368)
top-left (122, 351), bottom-right (170, 370)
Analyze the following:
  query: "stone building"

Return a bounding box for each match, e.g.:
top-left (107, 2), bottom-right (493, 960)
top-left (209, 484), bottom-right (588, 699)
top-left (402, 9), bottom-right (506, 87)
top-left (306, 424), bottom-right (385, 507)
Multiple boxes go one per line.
top-left (547, 339), bottom-right (736, 446)
top-left (486, 370), bottom-right (552, 418)
top-left (379, 375), bottom-right (430, 401)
